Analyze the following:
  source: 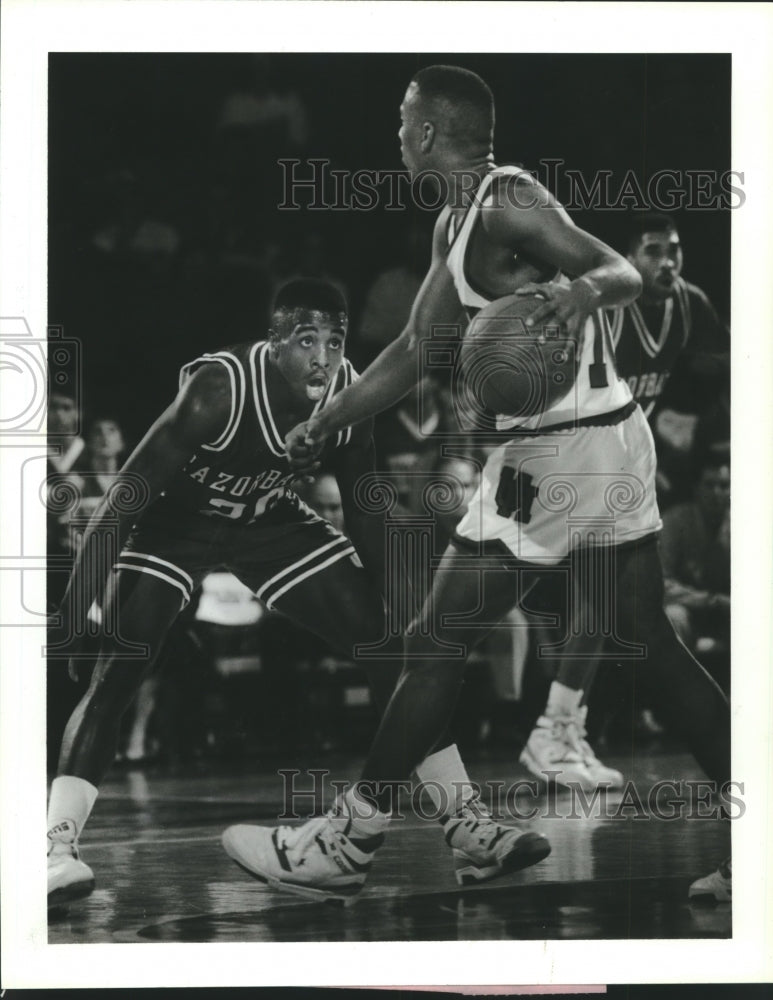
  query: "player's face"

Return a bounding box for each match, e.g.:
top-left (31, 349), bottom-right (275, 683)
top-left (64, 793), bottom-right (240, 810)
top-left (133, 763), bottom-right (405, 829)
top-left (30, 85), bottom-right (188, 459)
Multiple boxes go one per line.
top-left (628, 230), bottom-right (683, 302)
top-left (308, 475), bottom-right (345, 533)
top-left (398, 85), bottom-right (424, 176)
top-left (88, 419), bottom-right (124, 459)
top-left (48, 394), bottom-right (79, 436)
top-left (273, 315), bottom-right (347, 403)
top-left (696, 464), bottom-right (730, 519)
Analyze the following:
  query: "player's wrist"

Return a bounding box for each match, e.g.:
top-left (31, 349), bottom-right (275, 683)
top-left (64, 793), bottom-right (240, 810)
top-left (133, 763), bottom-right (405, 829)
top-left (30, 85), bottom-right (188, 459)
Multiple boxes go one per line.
top-left (571, 275), bottom-right (601, 311)
top-left (314, 397), bottom-right (345, 438)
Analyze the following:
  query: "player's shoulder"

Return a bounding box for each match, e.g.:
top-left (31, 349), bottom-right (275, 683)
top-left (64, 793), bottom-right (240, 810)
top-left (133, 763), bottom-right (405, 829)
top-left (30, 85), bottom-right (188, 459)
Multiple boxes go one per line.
top-left (481, 164), bottom-right (556, 237)
top-left (680, 279), bottom-right (714, 309)
top-left (487, 164), bottom-right (554, 208)
top-left (179, 339), bottom-right (265, 403)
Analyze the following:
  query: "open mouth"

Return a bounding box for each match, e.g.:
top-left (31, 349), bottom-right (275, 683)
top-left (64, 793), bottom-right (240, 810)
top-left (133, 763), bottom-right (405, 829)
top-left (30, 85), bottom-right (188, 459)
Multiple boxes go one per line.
top-left (305, 374), bottom-right (329, 401)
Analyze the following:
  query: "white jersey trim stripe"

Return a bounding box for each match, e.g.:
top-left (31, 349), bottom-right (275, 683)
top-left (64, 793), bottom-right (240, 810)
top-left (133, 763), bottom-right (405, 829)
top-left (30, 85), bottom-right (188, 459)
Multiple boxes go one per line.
top-left (114, 562), bottom-right (191, 608)
top-left (261, 543), bottom-right (356, 608)
top-left (249, 342), bottom-right (285, 458)
top-left (259, 342), bottom-right (286, 455)
top-left (255, 535), bottom-right (353, 603)
top-left (608, 307), bottom-right (625, 349)
top-left (179, 352), bottom-right (246, 453)
top-left (674, 277), bottom-right (692, 349)
top-left (118, 551), bottom-right (195, 590)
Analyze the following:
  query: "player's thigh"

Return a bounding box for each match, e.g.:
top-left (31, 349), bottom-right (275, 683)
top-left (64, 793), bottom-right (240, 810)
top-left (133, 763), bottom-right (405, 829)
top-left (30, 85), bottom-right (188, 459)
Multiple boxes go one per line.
top-left (610, 536), bottom-right (666, 642)
top-left (270, 552), bottom-right (387, 658)
top-left (412, 543), bottom-right (521, 653)
top-left (99, 565), bottom-right (186, 660)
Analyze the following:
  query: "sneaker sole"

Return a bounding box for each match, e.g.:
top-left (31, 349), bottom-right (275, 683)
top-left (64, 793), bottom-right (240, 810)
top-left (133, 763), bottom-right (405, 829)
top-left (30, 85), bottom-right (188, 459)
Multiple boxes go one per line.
top-left (48, 876), bottom-right (96, 910)
top-left (455, 832), bottom-right (552, 887)
top-left (688, 889), bottom-right (732, 906)
top-left (222, 833), bottom-right (363, 907)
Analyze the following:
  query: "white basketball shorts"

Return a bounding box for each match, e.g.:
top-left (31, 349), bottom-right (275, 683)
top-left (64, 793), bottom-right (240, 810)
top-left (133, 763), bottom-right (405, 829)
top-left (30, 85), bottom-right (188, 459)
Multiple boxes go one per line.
top-left (455, 402), bottom-right (662, 564)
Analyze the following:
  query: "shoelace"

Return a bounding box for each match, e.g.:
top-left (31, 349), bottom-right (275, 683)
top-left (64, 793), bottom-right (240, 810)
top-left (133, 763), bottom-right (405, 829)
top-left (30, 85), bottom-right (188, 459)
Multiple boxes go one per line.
top-left (543, 714), bottom-right (597, 765)
top-left (455, 796), bottom-right (506, 850)
top-left (275, 810), bottom-right (350, 863)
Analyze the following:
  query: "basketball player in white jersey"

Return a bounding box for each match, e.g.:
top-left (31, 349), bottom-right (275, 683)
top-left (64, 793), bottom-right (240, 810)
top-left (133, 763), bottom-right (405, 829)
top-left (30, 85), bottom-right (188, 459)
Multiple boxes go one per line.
top-left (223, 67), bottom-right (730, 903)
top-left (519, 211), bottom-right (730, 797)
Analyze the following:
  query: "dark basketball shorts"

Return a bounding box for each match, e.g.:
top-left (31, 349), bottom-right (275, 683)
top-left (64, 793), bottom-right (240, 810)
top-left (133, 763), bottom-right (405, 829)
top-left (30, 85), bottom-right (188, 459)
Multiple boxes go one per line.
top-left (117, 499), bottom-right (357, 611)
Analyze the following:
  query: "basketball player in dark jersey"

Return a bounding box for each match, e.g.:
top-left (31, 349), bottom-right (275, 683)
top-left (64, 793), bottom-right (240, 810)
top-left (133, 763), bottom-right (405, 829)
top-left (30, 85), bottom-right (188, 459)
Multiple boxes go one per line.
top-left (224, 68), bottom-right (730, 904)
top-left (47, 278), bottom-right (550, 908)
top-left (520, 211), bottom-right (730, 796)
top-left (611, 212), bottom-right (728, 422)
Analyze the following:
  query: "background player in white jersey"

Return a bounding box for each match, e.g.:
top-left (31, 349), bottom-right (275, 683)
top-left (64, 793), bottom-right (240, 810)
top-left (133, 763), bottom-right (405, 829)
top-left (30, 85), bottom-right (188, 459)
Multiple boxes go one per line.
top-left (520, 211), bottom-right (730, 792)
top-left (223, 66), bottom-right (731, 904)
top-left (48, 278), bottom-right (549, 908)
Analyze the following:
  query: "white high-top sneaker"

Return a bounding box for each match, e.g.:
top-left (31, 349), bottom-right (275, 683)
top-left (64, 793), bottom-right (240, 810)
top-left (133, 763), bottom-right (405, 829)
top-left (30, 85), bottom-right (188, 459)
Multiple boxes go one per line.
top-left (572, 706), bottom-right (624, 788)
top-left (521, 710), bottom-right (624, 791)
top-left (48, 819), bottom-right (95, 908)
top-left (222, 800), bottom-right (389, 905)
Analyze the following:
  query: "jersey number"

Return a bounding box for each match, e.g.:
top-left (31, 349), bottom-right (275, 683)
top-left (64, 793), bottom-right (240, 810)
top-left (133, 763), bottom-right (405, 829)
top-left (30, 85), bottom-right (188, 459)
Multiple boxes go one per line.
top-left (206, 487), bottom-right (284, 523)
top-left (495, 466), bottom-right (538, 523)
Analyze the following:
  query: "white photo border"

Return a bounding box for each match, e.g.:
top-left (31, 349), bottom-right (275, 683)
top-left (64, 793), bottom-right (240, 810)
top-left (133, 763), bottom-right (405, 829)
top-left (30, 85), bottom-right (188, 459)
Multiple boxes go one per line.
top-left (1, 0), bottom-right (772, 989)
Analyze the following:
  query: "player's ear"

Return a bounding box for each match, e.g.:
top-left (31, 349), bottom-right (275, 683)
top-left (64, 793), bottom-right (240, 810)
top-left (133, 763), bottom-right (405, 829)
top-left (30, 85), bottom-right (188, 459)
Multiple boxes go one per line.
top-left (421, 121), bottom-right (436, 152)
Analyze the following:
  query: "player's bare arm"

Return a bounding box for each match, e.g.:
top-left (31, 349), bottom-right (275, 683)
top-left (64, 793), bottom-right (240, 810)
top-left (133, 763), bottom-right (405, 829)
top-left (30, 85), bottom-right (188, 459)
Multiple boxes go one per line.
top-left (55, 364), bottom-right (232, 675)
top-left (285, 212), bottom-right (461, 468)
top-left (487, 172), bottom-right (642, 336)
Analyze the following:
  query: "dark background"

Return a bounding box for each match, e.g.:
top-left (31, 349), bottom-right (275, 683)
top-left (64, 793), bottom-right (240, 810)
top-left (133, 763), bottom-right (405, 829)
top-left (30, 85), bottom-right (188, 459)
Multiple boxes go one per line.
top-left (48, 52), bottom-right (731, 443)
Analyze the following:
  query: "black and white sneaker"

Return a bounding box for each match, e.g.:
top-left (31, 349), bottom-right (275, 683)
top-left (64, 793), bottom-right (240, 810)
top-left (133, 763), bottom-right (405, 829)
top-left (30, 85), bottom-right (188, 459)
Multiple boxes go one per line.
top-left (440, 794), bottom-right (551, 886)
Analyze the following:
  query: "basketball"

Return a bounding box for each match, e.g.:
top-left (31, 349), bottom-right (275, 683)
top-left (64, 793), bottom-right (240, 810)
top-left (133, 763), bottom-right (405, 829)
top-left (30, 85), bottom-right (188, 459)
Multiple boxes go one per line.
top-left (456, 293), bottom-right (578, 421)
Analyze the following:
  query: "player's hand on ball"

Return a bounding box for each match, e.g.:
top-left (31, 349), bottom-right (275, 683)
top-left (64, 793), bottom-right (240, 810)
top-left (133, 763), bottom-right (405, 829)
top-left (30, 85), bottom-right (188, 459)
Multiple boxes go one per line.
top-left (516, 279), bottom-right (597, 338)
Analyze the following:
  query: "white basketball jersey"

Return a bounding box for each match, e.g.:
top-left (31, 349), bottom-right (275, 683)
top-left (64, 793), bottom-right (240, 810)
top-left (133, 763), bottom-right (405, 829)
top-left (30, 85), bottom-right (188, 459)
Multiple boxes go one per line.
top-left (445, 165), bottom-right (632, 432)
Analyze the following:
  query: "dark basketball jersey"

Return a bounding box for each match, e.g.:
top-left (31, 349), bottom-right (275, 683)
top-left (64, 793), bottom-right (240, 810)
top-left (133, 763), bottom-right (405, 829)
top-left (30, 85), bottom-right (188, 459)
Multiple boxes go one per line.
top-left (149, 340), bottom-right (357, 527)
top-left (607, 278), bottom-right (728, 419)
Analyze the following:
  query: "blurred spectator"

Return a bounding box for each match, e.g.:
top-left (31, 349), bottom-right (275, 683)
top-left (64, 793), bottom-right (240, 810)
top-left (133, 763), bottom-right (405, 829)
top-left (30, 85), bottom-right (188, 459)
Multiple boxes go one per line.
top-left (90, 168), bottom-right (181, 273)
top-left (74, 417), bottom-right (127, 521)
top-left (47, 391), bottom-right (85, 476)
top-left (357, 227), bottom-right (431, 361)
top-left (47, 391), bottom-right (87, 580)
top-left (305, 473), bottom-right (346, 534)
top-left (216, 55), bottom-right (309, 150)
top-left (375, 375), bottom-right (447, 512)
top-left (660, 452), bottom-right (730, 691)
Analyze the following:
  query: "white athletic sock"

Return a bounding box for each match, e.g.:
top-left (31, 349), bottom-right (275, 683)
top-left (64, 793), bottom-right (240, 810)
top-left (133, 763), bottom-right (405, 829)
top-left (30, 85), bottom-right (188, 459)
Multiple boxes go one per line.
top-left (545, 681), bottom-right (584, 718)
top-left (340, 786), bottom-right (390, 840)
top-left (414, 744), bottom-right (475, 817)
top-left (47, 775), bottom-right (99, 838)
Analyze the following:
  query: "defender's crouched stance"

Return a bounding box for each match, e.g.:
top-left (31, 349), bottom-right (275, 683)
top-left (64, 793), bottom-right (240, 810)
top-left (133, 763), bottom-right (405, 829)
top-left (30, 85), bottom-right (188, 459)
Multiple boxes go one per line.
top-left (48, 279), bottom-right (549, 909)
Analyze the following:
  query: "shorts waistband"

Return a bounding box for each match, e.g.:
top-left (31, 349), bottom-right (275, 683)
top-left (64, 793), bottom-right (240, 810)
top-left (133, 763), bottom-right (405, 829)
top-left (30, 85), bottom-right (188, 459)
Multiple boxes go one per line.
top-left (499, 399), bottom-right (638, 438)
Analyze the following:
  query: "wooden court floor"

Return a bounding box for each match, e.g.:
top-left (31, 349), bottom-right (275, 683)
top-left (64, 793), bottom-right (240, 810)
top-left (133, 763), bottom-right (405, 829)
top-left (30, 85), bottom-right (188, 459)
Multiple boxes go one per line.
top-left (48, 749), bottom-right (731, 943)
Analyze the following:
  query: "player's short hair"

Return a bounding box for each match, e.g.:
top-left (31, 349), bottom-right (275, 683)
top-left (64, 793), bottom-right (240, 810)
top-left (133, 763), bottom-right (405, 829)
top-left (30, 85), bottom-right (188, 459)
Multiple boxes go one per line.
top-left (271, 278), bottom-right (348, 325)
top-left (626, 212), bottom-right (679, 253)
top-left (410, 65), bottom-right (494, 146)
